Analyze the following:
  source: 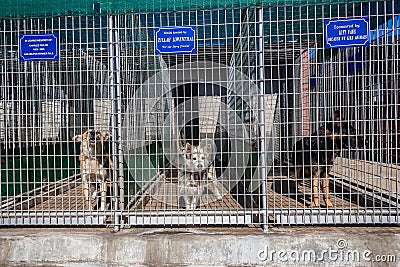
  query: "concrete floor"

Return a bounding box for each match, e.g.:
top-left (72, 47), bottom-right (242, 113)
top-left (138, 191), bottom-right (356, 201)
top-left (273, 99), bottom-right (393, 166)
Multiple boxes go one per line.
top-left (0, 226), bottom-right (399, 266)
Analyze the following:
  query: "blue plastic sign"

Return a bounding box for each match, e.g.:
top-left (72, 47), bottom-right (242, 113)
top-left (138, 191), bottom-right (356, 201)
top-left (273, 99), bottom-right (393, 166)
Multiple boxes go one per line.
top-left (154, 26), bottom-right (196, 54)
top-left (324, 18), bottom-right (370, 48)
top-left (19, 33), bottom-right (59, 61)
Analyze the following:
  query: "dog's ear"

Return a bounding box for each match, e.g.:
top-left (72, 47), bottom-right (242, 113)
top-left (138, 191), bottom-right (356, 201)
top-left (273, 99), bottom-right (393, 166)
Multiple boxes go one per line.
top-left (205, 143), bottom-right (212, 152)
top-left (73, 130), bottom-right (89, 141)
top-left (72, 134), bottom-right (82, 142)
top-left (185, 142), bottom-right (192, 152)
top-left (101, 131), bottom-right (112, 140)
top-left (82, 131), bottom-right (89, 140)
top-left (185, 142), bottom-right (192, 153)
top-left (185, 143), bottom-right (192, 159)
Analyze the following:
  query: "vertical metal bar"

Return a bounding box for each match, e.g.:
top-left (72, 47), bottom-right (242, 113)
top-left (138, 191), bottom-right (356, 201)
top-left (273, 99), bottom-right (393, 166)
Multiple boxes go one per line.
top-left (108, 15), bottom-right (124, 231)
top-left (256, 7), bottom-right (268, 231)
top-left (392, 0), bottom-right (399, 223)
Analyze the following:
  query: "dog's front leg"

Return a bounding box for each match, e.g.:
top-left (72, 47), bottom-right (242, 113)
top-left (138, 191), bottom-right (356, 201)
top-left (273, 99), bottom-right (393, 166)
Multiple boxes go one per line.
top-left (178, 182), bottom-right (191, 209)
top-left (192, 193), bottom-right (200, 210)
top-left (185, 186), bottom-right (199, 210)
top-left (99, 181), bottom-right (107, 211)
top-left (295, 167), bottom-right (303, 187)
top-left (186, 196), bottom-right (194, 209)
top-left (321, 169), bottom-right (333, 208)
top-left (208, 166), bottom-right (222, 200)
top-left (211, 179), bottom-right (223, 200)
top-left (83, 176), bottom-right (91, 210)
top-left (311, 167), bottom-right (320, 208)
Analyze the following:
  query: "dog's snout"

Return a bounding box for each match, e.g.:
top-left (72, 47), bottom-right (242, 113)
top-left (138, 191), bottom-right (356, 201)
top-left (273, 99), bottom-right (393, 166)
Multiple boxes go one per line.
top-left (88, 131), bottom-right (96, 141)
top-left (88, 130), bottom-right (102, 141)
top-left (194, 162), bottom-right (204, 168)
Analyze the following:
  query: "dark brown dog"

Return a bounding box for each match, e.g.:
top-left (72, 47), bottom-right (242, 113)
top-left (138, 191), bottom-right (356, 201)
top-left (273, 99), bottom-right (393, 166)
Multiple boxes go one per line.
top-left (290, 110), bottom-right (365, 208)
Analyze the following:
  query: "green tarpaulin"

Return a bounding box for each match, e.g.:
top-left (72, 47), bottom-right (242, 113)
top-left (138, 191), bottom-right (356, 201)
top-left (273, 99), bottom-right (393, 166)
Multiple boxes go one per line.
top-left (1, 0), bottom-right (375, 18)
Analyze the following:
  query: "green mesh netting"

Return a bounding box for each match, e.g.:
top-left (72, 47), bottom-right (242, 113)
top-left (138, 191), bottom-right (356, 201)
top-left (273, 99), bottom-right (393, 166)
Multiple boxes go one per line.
top-left (1, 0), bottom-right (375, 19)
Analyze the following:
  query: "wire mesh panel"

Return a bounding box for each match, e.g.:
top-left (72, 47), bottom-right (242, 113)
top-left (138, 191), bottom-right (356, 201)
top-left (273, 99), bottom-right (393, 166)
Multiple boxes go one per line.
top-left (0, 0), bottom-right (399, 228)
top-left (0, 15), bottom-right (115, 225)
top-left (119, 9), bottom-right (262, 225)
top-left (118, 1), bottom-right (400, 227)
top-left (264, 1), bottom-right (400, 225)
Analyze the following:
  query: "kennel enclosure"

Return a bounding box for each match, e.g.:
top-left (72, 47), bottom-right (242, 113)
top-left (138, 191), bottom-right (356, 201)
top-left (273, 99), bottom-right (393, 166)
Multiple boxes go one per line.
top-left (0, 0), bottom-right (399, 228)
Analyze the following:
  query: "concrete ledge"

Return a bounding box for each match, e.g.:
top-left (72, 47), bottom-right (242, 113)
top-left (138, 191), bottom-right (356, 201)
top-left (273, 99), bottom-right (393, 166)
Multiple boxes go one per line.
top-left (0, 227), bottom-right (399, 266)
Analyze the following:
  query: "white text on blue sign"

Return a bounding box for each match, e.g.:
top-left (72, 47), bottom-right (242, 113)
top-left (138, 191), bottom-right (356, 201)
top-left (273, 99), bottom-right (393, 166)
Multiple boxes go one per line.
top-left (155, 26), bottom-right (196, 54)
top-left (325, 18), bottom-right (370, 48)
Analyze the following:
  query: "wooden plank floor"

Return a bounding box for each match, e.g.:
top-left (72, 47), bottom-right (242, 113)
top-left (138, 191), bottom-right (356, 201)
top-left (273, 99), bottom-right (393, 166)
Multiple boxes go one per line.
top-left (2, 157), bottom-right (398, 218)
top-left (334, 157), bottom-right (400, 200)
top-left (266, 179), bottom-right (365, 209)
top-left (2, 176), bottom-right (104, 212)
top-left (266, 157), bottom-right (399, 210)
top-left (132, 178), bottom-right (243, 211)
top-left (34, 184), bottom-right (97, 211)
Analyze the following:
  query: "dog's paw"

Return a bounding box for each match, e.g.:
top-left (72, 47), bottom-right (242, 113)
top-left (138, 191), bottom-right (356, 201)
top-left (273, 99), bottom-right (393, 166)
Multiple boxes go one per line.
top-left (325, 200), bottom-right (334, 208)
top-left (311, 200), bottom-right (320, 208)
top-left (215, 194), bottom-right (223, 200)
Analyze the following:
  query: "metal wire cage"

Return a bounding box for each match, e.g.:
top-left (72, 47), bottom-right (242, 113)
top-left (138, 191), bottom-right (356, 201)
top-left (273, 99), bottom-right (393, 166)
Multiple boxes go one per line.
top-left (0, 0), bottom-right (399, 228)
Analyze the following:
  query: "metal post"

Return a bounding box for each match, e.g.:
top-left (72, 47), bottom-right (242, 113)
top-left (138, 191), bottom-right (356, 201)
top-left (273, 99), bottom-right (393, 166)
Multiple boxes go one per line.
top-left (108, 15), bottom-right (124, 232)
top-left (256, 7), bottom-right (268, 232)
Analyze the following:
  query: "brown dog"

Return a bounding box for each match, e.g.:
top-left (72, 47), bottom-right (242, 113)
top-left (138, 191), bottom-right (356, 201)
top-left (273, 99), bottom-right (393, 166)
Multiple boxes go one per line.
top-left (73, 129), bottom-right (112, 211)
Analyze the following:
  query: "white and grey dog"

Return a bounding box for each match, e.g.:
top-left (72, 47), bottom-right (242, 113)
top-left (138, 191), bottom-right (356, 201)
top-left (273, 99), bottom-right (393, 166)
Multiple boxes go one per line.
top-left (72, 129), bottom-right (112, 211)
top-left (178, 142), bottom-right (223, 209)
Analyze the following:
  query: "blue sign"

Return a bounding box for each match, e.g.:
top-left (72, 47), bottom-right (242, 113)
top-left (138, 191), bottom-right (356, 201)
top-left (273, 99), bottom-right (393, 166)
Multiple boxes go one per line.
top-left (154, 26), bottom-right (196, 54)
top-left (324, 18), bottom-right (370, 48)
top-left (19, 33), bottom-right (59, 62)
